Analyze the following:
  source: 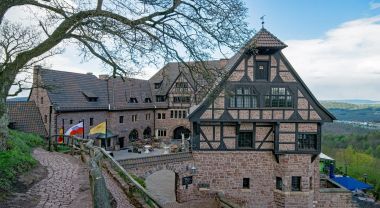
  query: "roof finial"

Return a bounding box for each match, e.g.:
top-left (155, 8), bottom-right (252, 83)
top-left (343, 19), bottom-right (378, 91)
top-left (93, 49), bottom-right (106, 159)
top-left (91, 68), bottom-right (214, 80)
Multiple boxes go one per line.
top-left (260, 15), bottom-right (266, 28)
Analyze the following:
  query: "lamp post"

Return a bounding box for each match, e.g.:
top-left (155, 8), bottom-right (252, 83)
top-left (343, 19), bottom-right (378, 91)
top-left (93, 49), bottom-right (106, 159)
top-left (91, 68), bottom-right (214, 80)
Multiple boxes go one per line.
top-left (363, 173), bottom-right (368, 183)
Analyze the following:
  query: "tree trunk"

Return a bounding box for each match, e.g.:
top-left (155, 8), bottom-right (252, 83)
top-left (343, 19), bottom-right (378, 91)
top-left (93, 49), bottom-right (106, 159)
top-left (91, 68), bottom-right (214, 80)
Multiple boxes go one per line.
top-left (0, 85), bottom-right (9, 151)
top-left (0, 68), bottom-right (18, 151)
top-left (0, 95), bottom-right (8, 151)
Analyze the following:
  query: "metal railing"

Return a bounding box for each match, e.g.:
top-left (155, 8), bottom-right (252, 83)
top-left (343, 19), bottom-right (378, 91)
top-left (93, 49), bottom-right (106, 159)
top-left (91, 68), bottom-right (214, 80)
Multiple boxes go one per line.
top-left (49, 135), bottom-right (163, 208)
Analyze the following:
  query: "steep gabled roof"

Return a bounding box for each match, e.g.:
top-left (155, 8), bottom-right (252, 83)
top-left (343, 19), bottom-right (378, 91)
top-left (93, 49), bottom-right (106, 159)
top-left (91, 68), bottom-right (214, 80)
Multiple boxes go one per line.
top-left (6, 101), bottom-right (47, 136)
top-left (149, 60), bottom-right (223, 96)
top-left (188, 29), bottom-right (335, 122)
top-left (38, 69), bottom-right (109, 111)
top-left (253, 28), bottom-right (287, 49)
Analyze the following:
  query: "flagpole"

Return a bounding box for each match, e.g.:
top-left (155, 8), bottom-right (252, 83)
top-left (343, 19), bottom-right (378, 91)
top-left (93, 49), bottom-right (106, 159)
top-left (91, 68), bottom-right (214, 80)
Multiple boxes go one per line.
top-left (106, 119), bottom-right (108, 149)
top-left (82, 119), bottom-right (85, 139)
top-left (62, 118), bottom-right (65, 144)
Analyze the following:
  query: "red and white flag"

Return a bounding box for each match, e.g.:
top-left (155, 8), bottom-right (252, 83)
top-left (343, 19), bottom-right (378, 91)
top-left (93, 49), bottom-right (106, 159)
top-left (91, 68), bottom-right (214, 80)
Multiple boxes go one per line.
top-left (65, 122), bottom-right (84, 136)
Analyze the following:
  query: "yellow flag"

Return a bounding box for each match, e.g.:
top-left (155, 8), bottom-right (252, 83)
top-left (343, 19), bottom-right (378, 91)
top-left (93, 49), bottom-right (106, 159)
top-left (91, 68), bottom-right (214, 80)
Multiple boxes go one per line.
top-left (89, 122), bottom-right (106, 135)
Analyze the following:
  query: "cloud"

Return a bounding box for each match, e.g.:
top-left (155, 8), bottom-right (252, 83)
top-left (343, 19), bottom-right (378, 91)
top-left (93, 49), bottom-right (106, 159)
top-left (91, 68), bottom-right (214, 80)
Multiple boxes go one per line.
top-left (370, 1), bottom-right (380, 10)
top-left (283, 15), bottom-right (380, 100)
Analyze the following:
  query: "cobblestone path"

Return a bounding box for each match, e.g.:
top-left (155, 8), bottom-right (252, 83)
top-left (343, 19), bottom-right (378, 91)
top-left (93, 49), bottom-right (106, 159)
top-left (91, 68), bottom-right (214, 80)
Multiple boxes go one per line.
top-left (27, 148), bottom-right (92, 208)
top-left (102, 170), bottom-right (135, 208)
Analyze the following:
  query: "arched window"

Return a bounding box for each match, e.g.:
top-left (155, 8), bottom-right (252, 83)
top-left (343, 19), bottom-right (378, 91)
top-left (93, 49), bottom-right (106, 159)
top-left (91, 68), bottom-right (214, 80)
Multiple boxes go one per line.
top-left (173, 126), bottom-right (190, 140)
top-left (129, 129), bottom-right (139, 142)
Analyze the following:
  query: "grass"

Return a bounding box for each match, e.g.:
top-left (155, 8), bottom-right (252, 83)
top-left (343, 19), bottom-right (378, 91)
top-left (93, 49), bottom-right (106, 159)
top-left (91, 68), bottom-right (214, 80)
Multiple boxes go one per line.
top-left (0, 130), bottom-right (45, 197)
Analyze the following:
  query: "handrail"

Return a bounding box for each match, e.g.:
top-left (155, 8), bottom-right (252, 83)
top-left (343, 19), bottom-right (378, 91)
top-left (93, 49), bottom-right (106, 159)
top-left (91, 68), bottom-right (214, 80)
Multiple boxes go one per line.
top-left (49, 135), bottom-right (165, 208)
top-left (99, 148), bottom-right (164, 208)
top-left (217, 193), bottom-right (240, 208)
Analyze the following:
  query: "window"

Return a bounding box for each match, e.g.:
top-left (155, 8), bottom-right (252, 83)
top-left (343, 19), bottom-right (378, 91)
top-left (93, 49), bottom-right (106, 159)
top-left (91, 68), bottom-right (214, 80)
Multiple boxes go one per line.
top-left (88, 97), bottom-right (98, 102)
top-left (144, 98), bottom-right (152, 103)
top-left (70, 119), bottom-right (73, 124)
top-left (173, 96), bottom-right (191, 103)
top-left (156, 95), bottom-right (165, 102)
top-left (291, 176), bottom-right (301, 191)
top-left (310, 177), bottom-right (313, 190)
top-left (176, 82), bottom-right (188, 88)
top-left (276, 177), bottom-right (283, 190)
top-left (146, 113), bottom-right (150, 120)
top-left (238, 132), bottom-right (253, 148)
top-left (40, 97), bottom-right (43, 104)
top-left (154, 82), bottom-right (162, 89)
top-left (243, 178), bottom-right (250, 189)
top-left (44, 115), bottom-right (48, 123)
top-left (132, 115), bottom-right (137, 122)
top-left (90, 118), bottom-right (94, 126)
top-left (264, 87), bottom-right (293, 107)
top-left (229, 87), bottom-right (257, 108)
top-left (158, 129), bottom-right (167, 137)
top-left (119, 116), bottom-right (124, 123)
top-left (170, 110), bottom-right (186, 119)
top-left (157, 113), bottom-right (165, 119)
top-left (255, 61), bottom-right (269, 80)
top-left (128, 97), bottom-right (138, 103)
top-left (297, 134), bottom-right (317, 150)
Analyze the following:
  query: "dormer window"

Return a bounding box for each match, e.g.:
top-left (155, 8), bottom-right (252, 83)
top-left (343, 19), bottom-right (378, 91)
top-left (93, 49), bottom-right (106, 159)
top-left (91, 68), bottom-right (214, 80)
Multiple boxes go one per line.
top-left (175, 82), bottom-right (188, 88)
top-left (82, 91), bottom-right (98, 102)
top-left (144, 98), bottom-right (152, 103)
top-left (128, 97), bottom-right (138, 103)
top-left (154, 82), bottom-right (162, 89)
top-left (156, 95), bottom-right (165, 102)
top-left (255, 61), bottom-right (269, 80)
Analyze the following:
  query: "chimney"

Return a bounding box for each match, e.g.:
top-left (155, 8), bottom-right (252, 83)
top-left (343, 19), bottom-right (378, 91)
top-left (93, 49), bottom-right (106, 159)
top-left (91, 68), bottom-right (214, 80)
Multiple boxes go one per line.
top-left (99, 74), bottom-right (110, 80)
top-left (86, 72), bottom-right (93, 75)
top-left (33, 65), bottom-right (42, 88)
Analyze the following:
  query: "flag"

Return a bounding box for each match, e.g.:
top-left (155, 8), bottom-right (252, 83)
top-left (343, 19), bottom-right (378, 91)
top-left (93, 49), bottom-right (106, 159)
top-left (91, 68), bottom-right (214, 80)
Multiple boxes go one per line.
top-left (65, 122), bottom-right (84, 136)
top-left (89, 121), bottom-right (106, 135)
top-left (57, 128), bottom-right (64, 144)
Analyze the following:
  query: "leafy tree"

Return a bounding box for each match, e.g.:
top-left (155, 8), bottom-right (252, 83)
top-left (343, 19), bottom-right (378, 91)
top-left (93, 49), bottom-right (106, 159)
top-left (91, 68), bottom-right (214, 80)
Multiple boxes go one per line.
top-left (0, 0), bottom-right (253, 150)
top-left (375, 145), bottom-right (380, 158)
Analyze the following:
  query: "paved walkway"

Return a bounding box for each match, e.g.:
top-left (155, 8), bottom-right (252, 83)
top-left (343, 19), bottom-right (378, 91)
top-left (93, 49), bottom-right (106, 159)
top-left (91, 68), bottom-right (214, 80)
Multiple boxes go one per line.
top-left (102, 170), bottom-right (135, 208)
top-left (29, 148), bottom-right (92, 208)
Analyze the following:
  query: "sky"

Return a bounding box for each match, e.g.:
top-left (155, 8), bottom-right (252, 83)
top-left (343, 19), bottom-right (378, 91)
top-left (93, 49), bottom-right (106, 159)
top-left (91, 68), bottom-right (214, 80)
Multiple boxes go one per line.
top-left (7, 0), bottom-right (380, 100)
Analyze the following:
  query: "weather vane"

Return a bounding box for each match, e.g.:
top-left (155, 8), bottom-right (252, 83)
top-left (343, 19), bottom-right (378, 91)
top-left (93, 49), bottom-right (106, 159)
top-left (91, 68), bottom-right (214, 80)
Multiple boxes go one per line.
top-left (260, 15), bottom-right (266, 28)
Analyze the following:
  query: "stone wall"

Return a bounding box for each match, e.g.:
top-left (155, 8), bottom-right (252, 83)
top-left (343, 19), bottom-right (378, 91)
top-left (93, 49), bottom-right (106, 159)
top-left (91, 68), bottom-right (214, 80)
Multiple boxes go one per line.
top-left (318, 190), bottom-right (357, 208)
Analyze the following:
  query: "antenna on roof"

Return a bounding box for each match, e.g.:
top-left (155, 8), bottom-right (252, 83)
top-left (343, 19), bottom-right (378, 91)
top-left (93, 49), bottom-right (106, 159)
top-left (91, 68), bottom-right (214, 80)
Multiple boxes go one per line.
top-left (260, 15), bottom-right (266, 28)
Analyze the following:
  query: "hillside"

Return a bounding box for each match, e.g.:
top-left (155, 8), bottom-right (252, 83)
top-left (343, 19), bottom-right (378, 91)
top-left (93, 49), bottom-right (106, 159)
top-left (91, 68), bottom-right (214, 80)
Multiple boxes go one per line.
top-left (321, 101), bottom-right (380, 122)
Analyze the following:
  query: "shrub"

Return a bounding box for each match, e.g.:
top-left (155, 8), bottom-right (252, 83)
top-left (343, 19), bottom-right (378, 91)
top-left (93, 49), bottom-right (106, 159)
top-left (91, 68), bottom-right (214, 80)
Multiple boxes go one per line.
top-left (0, 130), bottom-right (44, 195)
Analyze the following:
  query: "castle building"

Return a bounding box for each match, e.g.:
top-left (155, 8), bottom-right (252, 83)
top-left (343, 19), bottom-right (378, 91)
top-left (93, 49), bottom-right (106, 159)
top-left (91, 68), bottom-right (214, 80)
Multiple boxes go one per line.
top-left (29, 28), bottom-right (357, 207)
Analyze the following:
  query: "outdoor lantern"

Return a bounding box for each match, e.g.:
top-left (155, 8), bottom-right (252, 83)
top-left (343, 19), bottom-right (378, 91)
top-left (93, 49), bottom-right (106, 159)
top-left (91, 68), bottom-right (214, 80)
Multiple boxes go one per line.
top-left (190, 165), bottom-right (197, 174)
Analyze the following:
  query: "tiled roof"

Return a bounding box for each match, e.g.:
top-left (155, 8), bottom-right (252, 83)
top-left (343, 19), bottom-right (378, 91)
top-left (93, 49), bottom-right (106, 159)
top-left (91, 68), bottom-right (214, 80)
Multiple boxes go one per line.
top-left (6, 101), bottom-right (47, 136)
top-left (149, 60), bottom-right (224, 96)
top-left (108, 77), bottom-right (155, 110)
top-left (39, 69), bottom-right (109, 111)
top-left (250, 28), bottom-right (287, 49)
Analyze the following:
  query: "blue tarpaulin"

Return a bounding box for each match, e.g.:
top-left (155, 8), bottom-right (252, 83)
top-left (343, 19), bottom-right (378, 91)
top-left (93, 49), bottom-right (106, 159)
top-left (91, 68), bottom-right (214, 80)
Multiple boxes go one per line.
top-left (332, 176), bottom-right (374, 191)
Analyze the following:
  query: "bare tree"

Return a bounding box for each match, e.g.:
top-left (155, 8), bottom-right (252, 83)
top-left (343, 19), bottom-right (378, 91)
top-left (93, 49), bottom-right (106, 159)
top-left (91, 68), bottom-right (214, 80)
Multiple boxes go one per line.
top-left (0, 0), bottom-right (252, 150)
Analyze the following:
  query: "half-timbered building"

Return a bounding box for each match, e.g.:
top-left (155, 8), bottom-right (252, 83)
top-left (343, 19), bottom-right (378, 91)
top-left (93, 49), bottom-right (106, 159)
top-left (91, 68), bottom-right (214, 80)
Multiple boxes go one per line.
top-left (28, 27), bottom-right (358, 207)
